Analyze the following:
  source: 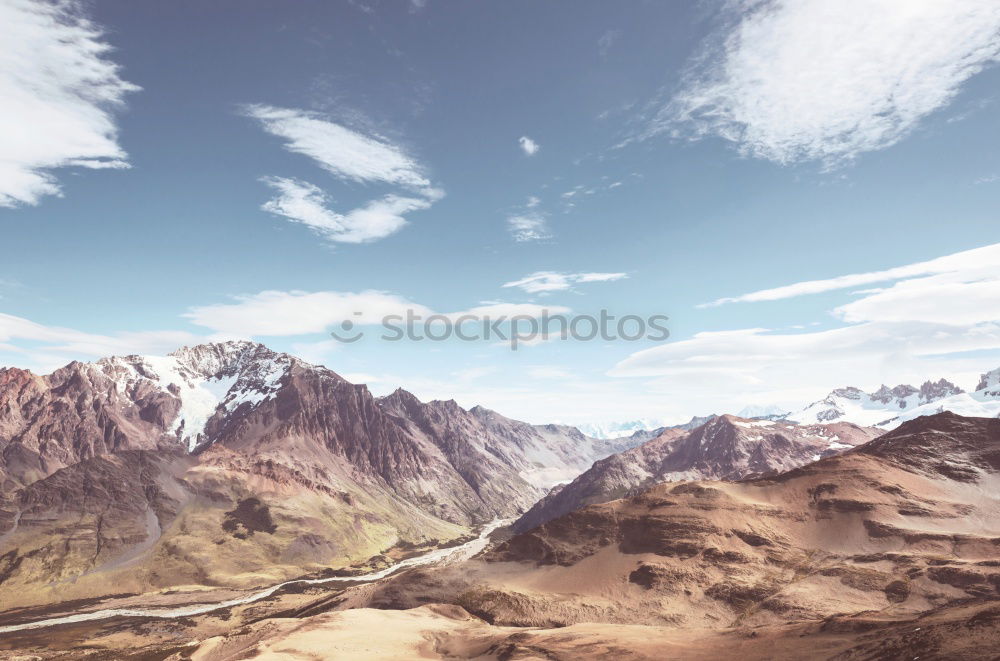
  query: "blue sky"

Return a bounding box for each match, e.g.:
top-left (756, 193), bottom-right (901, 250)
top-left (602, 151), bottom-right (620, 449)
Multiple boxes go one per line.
top-left (1, 0), bottom-right (1000, 424)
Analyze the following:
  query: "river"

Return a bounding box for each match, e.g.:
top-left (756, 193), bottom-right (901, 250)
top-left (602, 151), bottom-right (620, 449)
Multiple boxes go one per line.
top-left (0, 518), bottom-right (509, 635)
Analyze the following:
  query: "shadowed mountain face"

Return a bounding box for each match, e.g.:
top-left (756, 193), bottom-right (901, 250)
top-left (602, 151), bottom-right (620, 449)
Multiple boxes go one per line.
top-left (0, 363), bottom-right (179, 491)
top-left (514, 414), bottom-right (881, 532)
top-left (0, 341), bottom-right (626, 608)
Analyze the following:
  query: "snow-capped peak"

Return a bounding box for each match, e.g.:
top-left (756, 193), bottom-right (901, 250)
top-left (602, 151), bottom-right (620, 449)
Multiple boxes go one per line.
top-left (94, 341), bottom-right (300, 451)
top-left (789, 370), bottom-right (996, 429)
top-left (573, 418), bottom-right (672, 439)
top-left (977, 367), bottom-right (1000, 393)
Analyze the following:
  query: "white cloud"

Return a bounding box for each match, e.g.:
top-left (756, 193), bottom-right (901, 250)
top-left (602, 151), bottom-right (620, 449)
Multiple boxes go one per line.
top-left (503, 271), bottom-right (628, 294)
top-left (656, 0), bottom-right (1000, 166)
top-left (185, 290), bottom-right (570, 337)
top-left (614, 241), bottom-right (1000, 411)
top-left (459, 302), bottom-right (570, 318)
top-left (244, 104), bottom-right (430, 188)
top-left (0, 0), bottom-right (138, 207)
top-left (610, 319), bottom-right (1000, 413)
top-left (507, 212), bottom-right (551, 242)
top-left (245, 105), bottom-right (443, 244)
top-left (702, 242), bottom-right (1000, 306)
top-left (0, 312), bottom-right (202, 373)
top-left (261, 176), bottom-right (441, 243)
top-left (834, 271), bottom-right (1000, 326)
top-left (518, 136), bottom-right (540, 156)
top-left (185, 290), bottom-right (433, 336)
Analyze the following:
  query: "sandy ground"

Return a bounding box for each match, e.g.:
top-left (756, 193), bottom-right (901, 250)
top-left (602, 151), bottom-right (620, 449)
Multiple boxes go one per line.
top-left (174, 599), bottom-right (1000, 661)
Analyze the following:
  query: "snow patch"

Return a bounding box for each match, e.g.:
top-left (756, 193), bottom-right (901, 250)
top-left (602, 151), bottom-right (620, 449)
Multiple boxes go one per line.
top-left (732, 420), bottom-right (775, 429)
top-left (95, 342), bottom-right (294, 452)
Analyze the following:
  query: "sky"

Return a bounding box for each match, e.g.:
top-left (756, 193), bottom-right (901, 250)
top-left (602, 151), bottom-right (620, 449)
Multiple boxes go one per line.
top-left (1, 0), bottom-right (1000, 425)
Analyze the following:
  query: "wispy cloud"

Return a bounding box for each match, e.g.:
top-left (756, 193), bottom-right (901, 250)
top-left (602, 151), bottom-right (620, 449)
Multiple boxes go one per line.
top-left (507, 212), bottom-right (551, 242)
top-left (244, 104), bottom-right (430, 188)
top-left (610, 320), bottom-right (1000, 408)
top-left (615, 241), bottom-right (1000, 409)
top-left (518, 136), bottom-right (540, 156)
top-left (244, 105), bottom-right (442, 243)
top-left (0, 312), bottom-right (201, 373)
top-left (701, 242), bottom-right (1000, 306)
top-left (598, 29), bottom-right (622, 59)
top-left (0, 0), bottom-right (138, 207)
top-left (261, 176), bottom-right (442, 243)
top-left (185, 289), bottom-right (570, 337)
top-left (652, 0), bottom-right (1000, 166)
top-left (503, 271), bottom-right (628, 294)
top-left (186, 290), bottom-right (433, 336)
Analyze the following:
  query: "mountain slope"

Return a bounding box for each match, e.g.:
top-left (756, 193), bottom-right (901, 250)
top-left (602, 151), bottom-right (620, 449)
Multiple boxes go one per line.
top-left (514, 414), bottom-right (880, 531)
top-left (0, 341), bottom-right (612, 608)
top-left (328, 413), bottom-right (1000, 638)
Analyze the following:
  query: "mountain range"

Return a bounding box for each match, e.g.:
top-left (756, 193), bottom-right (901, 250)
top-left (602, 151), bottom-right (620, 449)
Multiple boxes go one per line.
top-left (580, 367), bottom-right (1000, 437)
top-left (514, 415), bottom-right (881, 532)
top-left (0, 341), bottom-right (634, 609)
top-left (788, 370), bottom-right (1000, 427)
top-left (2, 343), bottom-right (1000, 658)
top-left (181, 412), bottom-right (1000, 660)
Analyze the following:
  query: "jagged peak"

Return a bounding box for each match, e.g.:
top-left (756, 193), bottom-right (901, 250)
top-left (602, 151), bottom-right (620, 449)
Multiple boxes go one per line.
top-left (830, 386), bottom-right (864, 400)
top-left (977, 367), bottom-right (1000, 392)
top-left (672, 414), bottom-right (717, 431)
top-left (381, 386), bottom-right (420, 402)
top-left (469, 404), bottom-right (503, 420)
top-left (167, 341), bottom-right (288, 376)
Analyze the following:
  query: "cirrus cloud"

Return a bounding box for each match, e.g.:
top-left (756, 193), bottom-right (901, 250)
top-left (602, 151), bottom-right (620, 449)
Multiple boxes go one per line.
top-left (614, 240), bottom-right (1000, 410)
top-left (261, 176), bottom-right (442, 244)
top-left (701, 242), bottom-right (1000, 307)
top-left (0, 0), bottom-right (139, 207)
top-left (244, 105), bottom-right (443, 244)
top-left (507, 212), bottom-right (552, 242)
top-left (184, 289), bottom-right (570, 337)
top-left (244, 104), bottom-right (430, 188)
top-left (654, 0), bottom-right (1000, 166)
top-left (503, 271), bottom-right (628, 294)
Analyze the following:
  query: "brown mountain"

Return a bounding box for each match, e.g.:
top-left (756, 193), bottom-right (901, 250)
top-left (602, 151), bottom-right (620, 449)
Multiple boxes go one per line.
top-left (514, 413), bottom-right (881, 532)
top-left (0, 341), bottom-right (620, 608)
top-left (233, 412), bottom-right (998, 659)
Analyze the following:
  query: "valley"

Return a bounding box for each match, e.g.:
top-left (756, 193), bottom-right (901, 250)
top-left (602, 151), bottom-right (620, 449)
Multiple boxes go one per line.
top-left (1, 344), bottom-right (999, 659)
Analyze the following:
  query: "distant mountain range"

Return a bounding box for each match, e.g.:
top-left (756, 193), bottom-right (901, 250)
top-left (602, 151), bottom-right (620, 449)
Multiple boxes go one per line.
top-left (514, 414), bottom-right (881, 532)
top-left (574, 418), bottom-right (675, 439)
top-left (788, 370), bottom-right (1000, 427)
top-left (576, 366), bottom-right (1000, 435)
